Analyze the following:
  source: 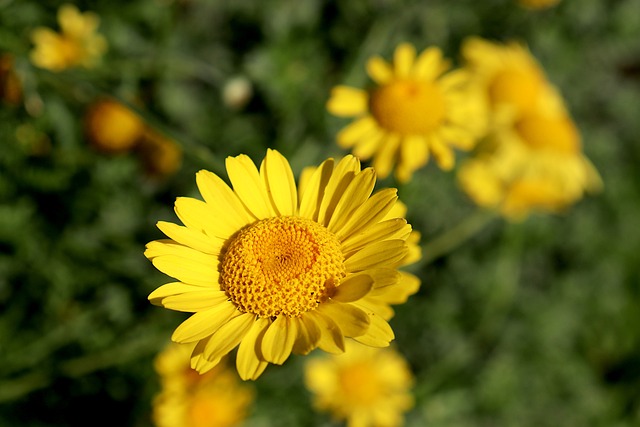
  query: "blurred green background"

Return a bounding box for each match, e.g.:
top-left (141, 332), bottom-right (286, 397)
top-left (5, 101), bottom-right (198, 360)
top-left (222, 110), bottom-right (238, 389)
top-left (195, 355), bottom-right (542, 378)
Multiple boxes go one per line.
top-left (1, 0), bottom-right (640, 426)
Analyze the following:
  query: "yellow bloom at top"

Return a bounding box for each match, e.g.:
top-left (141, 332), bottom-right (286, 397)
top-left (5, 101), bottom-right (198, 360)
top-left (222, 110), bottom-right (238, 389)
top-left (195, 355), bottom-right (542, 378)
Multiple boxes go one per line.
top-left (458, 86), bottom-right (602, 219)
top-left (145, 149), bottom-right (421, 380)
top-left (30, 4), bottom-right (107, 71)
top-left (304, 341), bottom-right (414, 427)
top-left (461, 36), bottom-right (548, 127)
top-left (327, 43), bottom-right (487, 183)
top-left (153, 342), bottom-right (254, 427)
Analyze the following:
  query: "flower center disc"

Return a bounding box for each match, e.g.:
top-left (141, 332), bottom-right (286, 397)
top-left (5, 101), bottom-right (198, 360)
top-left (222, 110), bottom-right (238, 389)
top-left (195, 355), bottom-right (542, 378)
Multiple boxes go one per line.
top-left (489, 67), bottom-right (543, 115)
top-left (515, 114), bottom-right (580, 155)
top-left (370, 79), bottom-right (446, 134)
top-left (220, 216), bottom-right (345, 318)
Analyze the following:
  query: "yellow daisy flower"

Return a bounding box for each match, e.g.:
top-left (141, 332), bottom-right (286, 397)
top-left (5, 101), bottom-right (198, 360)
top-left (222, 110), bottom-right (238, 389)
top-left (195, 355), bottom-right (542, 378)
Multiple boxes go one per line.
top-left (304, 341), bottom-right (414, 427)
top-left (327, 43), bottom-right (487, 183)
top-left (461, 36), bottom-right (549, 127)
top-left (30, 4), bottom-right (107, 71)
top-left (153, 342), bottom-right (253, 427)
top-left (145, 149), bottom-right (420, 380)
top-left (458, 87), bottom-right (602, 219)
top-left (517, 0), bottom-right (561, 10)
top-left (84, 98), bottom-right (145, 153)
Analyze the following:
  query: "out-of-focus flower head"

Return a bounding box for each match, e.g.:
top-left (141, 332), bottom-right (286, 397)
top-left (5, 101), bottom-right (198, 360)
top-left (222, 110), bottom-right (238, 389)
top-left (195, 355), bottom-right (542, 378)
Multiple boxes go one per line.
top-left (327, 43), bottom-right (487, 183)
top-left (145, 150), bottom-right (421, 380)
top-left (458, 67), bottom-right (602, 219)
top-left (461, 36), bottom-right (549, 129)
top-left (153, 342), bottom-right (254, 427)
top-left (517, 0), bottom-right (561, 10)
top-left (137, 129), bottom-right (183, 179)
top-left (30, 4), bottom-right (107, 71)
top-left (0, 54), bottom-right (22, 105)
top-left (84, 98), bottom-right (145, 154)
top-left (304, 341), bottom-right (414, 427)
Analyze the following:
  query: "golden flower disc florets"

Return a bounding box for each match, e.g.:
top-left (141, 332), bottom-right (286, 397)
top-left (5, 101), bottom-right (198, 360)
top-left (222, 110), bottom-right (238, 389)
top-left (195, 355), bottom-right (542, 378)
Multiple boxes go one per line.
top-left (220, 216), bottom-right (346, 318)
top-left (370, 79), bottom-right (446, 134)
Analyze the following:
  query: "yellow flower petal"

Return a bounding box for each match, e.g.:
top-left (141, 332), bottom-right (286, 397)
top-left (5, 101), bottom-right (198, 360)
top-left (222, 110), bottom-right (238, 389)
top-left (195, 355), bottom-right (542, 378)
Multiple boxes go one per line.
top-left (261, 315), bottom-right (298, 365)
top-left (317, 301), bottom-right (370, 338)
top-left (226, 154), bottom-right (275, 219)
top-left (397, 135), bottom-right (430, 183)
top-left (196, 169), bottom-right (256, 225)
top-left (372, 133), bottom-right (402, 179)
top-left (148, 282), bottom-right (199, 305)
top-left (260, 148), bottom-right (298, 216)
top-left (171, 303), bottom-right (239, 343)
top-left (352, 307), bottom-right (394, 347)
top-left (412, 46), bottom-right (445, 80)
top-left (334, 188), bottom-right (398, 241)
top-left (337, 116), bottom-right (378, 149)
top-left (156, 221), bottom-right (223, 255)
top-left (292, 315), bottom-right (322, 355)
top-left (151, 253), bottom-right (219, 287)
top-left (430, 136), bottom-right (455, 170)
top-left (394, 43), bottom-right (416, 79)
top-left (341, 218), bottom-right (411, 255)
top-left (345, 240), bottom-right (408, 272)
top-left (332, 273), bottom-right (374, 303)
top-left (317, 155), bottom-right (361, 226)
top-left (236, 317), bottom-right (271, 381)
top-left (160, 289), bottom-right (228, 313)
top-left (327, 86), bottom-right (369, 117)
top-left (366, 56), bottom-right (394, 85)
top-left (202, 312), bottom-right (255, 361)
top-left (306, 311), bottom-right (346, 354)
top-left (174, 197), bottom-right (236, 239)
top-left (298, 158), bottom-right (335, 221)
top-left (327, 168), bottom-right (376, 233)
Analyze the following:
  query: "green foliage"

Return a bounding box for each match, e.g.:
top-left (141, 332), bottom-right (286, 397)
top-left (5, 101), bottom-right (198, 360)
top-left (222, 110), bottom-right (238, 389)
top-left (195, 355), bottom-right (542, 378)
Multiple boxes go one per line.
top-left (1, 0), bottom-right (639, 426)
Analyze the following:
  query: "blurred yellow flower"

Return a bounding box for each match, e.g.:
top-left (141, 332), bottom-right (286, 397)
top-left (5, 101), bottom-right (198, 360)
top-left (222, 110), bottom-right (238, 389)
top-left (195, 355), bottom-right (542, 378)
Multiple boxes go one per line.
top-left (153, 342), bottom-right (254, 427)
top-left (458, 87), bottom-right (602, 219)
top-left (304, 341), bottom-right (414, 427)
top-left (0, 54), bottom-right (22, 105)
top-left (137, 130), bottom-right (183, 178)
top-left (327, 43), bottom-right (487, 182)
top-left (518, 0), bottom-right (561, 10)
top-left (84, 98), bottom-right (145, 153)
top-left (30, 4), bottom-right (107, 71)
top-left (145, 149), bottom-right (420, 380)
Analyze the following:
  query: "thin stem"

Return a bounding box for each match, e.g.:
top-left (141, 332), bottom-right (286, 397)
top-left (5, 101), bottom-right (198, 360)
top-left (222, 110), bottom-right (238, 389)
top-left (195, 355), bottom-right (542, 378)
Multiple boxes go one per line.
top-left (421, 209), bottom-right (498, 265)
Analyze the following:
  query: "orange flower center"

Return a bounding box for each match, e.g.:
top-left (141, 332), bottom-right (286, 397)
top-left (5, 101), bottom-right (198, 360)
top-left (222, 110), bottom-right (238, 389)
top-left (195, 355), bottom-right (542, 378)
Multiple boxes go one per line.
top-left (488, 67), bottom-right (544, 115)
top-left (515, 113), bottom-right (580, 155)
top-left (369, 79), bottom-right (446, 134)
top-left (220, 216), bottom-right (345, 318)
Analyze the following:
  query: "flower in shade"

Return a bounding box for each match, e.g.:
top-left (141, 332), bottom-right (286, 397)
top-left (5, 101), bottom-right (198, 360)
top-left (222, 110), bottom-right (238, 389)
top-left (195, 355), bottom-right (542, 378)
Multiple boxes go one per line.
top-left (461, 36), bottom-right (548, 128)
top-left (327, 43), bottom-right (487, 183)
top-left (153, 342), bottom-right (254, 427)
top-left (304, 341), bottom-right (414, 427)
top-left (458, 84), bottom-right (602, 219)
top-left (137, 129), bottom-right (183, 179)
top-left (145, 149), bottom-right (421, 380)
top-left (30, 4), bottom-right (107, 71)
top-left (517, 0), bottom-right (561, 10)
top-left (0, 54), bottom-right (22, 105)
top-left (84, 98), bottom-right (145, 153)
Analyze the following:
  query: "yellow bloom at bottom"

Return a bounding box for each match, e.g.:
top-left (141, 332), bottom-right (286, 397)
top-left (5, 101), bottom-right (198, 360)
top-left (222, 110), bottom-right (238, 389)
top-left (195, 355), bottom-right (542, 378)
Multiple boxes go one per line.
top-left (304, 341), bottom-right (414, 427)
top-left (153, 343), bottom-right (253, 427)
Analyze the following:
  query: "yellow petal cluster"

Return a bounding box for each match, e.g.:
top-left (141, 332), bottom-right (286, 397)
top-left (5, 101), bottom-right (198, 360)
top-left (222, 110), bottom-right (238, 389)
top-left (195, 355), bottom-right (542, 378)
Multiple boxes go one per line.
top-left (327, 43), bottom-right (488, 183)
top-left (304, 341), bottom-right (414, 427)
top-left (145, 149), bottom-right (421, 380)
top-left (152, 342), bottom-right (253, 427)
top-left (517, 0), bottom-right (561, 10)
top-left (30, 4), bottom-right (107, 71)
top-left (457, 37), bottom-right (602, 219)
